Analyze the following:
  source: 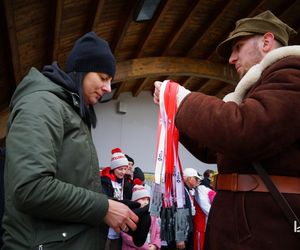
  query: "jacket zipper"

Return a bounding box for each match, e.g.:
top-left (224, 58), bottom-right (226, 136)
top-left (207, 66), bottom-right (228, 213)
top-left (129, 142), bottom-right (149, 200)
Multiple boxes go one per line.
top-left (38, 245), bottom-right (43, 250)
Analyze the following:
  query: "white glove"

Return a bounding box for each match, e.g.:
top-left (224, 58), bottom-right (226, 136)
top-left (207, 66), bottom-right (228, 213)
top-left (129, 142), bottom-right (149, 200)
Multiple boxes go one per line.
top-left (153, 81), bottom-right (191, 108)
top-left (177, 85), bottom-right (191, 107)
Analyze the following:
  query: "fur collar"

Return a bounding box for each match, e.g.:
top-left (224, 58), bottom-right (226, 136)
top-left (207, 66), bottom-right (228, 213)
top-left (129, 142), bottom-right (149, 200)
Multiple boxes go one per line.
top-left (223, 45), bottom-right (300, 104)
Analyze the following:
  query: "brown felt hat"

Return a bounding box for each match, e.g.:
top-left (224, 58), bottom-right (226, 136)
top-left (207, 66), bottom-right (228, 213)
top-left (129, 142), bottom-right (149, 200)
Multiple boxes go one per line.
top-left (217, 10), bottom-right (297, 59)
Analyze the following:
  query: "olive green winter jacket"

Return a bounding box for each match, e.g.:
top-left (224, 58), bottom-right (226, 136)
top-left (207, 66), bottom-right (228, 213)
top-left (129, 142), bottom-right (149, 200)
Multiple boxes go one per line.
top-left (2, 68), bottom-right (109, 250)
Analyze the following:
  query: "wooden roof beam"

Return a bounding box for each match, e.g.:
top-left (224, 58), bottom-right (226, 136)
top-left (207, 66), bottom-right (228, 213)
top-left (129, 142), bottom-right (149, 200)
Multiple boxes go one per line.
top-left (3, 0), bottom-right (22, 84)
top-left (135, 0), bottom-right (170, 58)
top-left (132, 78), bottom-right (148, 97)
top-left (182, 76), bottom-right (193, 88)
top-left (187, 0), bottom-right (263, 58)
top-left (51, 0), bottom-right (64, 61)
top-left (161, 0), bottom-right (202, 56)
top-left (114, 57), bottom-right (238, 85)
top-left (91, 0), bottom-right (105, 30)
top-left (148, 1), bottom-right (203, 91)
top-left (187, 0), bottom-right (236, 57)
top-left (111, 1), bottom-right (141, 53)
top-left (113, 80), bottom-right (127, 99)
top-left (0, 107), bottom-right (9, 139)
top-left (198, 79), bottom-right (225, 94)
top-left (248, 0), bottom-right (272, 16)
top-left (110, 1), bottom-right (142, 99)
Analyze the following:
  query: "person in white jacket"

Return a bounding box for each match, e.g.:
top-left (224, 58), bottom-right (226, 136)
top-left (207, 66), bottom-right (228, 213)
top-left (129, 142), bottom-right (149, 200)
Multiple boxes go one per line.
top-left (194, 183), bottom-right (216, 250)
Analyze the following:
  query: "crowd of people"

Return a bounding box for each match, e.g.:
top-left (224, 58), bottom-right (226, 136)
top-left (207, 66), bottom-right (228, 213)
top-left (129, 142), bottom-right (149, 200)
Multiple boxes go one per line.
top-left (99, 146), bottom-right (216, 250)
top-left (1, 9), bottom-right (300, 250)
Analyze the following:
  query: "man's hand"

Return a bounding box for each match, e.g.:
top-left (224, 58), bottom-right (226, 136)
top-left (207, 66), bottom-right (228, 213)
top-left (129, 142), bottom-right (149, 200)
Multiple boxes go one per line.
top-left (153, 81), bottom-right (162, 104)
top-left (153, 80), bottom-right (191, 107)
top-left (176, 241), bottom-right (186, 249)
top-left (148, 243), bottom-right (157, 250)
top-left (104, 199), bottom-right (139, 233)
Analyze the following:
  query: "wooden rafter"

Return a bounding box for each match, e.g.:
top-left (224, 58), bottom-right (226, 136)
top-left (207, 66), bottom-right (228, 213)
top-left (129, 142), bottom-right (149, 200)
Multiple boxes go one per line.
top-left (0, 0), bottom-right (299, 112)
top-left (113, 0), bottom-right (167, 96)
top-left (110, 0), bottom-right (142, 98)
top-left (103, 1), bottom-right (135, 98)
top-left (128, 73), bottom-right (173, 97)
top-left (111, 1), bottom-right (140, 53)
top-left (132, 1), bottom-right (199, 94)
top-left (187, 0), bottom-right (237, 57)
top-left (134, 0), bottom-right (170, 58)
top-left (92, 0), bottom-right (105, 30)
top-left (187, 0), bottom-right (266, 58)
top-left (51, 0), bottom-right (64, 61)
top-left (215, 84), bottom-right (235, 99)
top-left (248, 0), bottom-right (271, 16)
top-left (132, 78), bottom-right (148, 97)
top-left (0, 107), bottom-right (9, 139)
top-left (161, 0), bottom-right (201, 56)
top-left (113, 80), bottom-right (127, 99)
top-left (3, 0), bottom-right (21, 84)
top-left (182, 76), bottom-right (194, 88)
top-left (278, 1), bottom-right (300, 25)
top-left (198, 79), bottom-right (225, 94)
top-left (162, 1), bottom-right (229, 90)
top-left (114, 57), bottom-right (238, 85)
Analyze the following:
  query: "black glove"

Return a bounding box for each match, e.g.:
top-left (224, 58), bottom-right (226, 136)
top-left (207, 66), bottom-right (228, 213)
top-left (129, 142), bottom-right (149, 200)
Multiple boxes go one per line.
top-left (118, 199), bottom-right (141, 209)
top-left (128, 204), bottom-right (151, 247)
top-left (118, 200), bottom-right (151, 247)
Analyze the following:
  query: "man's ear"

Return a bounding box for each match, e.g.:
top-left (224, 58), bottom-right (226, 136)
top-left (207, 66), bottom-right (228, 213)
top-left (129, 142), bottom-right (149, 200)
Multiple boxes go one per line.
top-left (262, 32), bottom-right (276, 52)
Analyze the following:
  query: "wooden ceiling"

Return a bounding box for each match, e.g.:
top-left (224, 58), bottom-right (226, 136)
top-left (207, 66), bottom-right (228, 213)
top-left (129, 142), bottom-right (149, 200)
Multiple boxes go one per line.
top-left (1, 0), bottom-right (300, 138)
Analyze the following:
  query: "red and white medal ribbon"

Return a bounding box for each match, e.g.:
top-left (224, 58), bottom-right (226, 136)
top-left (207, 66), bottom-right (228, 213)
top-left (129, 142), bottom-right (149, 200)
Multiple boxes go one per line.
top-left (154, 80), bottom-right (185, 208)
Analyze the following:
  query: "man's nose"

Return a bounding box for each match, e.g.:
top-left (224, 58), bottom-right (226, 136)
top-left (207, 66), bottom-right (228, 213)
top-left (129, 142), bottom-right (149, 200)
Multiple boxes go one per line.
top-left (229, 52), bottom-right (237, 65)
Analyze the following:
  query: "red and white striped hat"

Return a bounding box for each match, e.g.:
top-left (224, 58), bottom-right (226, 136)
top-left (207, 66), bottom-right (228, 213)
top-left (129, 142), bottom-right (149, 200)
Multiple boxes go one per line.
top-left (110, 148), bottom-right (128, 170)
top-left (131, 185), bottom-right (150, 202)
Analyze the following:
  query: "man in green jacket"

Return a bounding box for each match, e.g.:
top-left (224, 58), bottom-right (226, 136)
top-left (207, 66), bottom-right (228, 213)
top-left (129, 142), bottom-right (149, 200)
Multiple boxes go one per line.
top-left (2, 32), bottom-right (138, 249)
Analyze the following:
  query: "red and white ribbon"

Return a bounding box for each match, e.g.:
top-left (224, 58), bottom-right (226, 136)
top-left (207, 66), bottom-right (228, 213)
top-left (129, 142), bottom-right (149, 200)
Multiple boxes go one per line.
top-left (154, 80), bottom-right (185, 208)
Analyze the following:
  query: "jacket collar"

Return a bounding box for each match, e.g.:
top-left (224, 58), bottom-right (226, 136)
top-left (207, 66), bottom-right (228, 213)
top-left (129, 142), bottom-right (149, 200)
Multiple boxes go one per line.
top-left (223, 45), bottom-right (300, 104)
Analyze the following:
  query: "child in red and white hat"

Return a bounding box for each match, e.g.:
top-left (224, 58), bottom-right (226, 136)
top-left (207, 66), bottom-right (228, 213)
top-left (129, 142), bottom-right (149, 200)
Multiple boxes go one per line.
top-left (121, 185), bottom-right (161, 250)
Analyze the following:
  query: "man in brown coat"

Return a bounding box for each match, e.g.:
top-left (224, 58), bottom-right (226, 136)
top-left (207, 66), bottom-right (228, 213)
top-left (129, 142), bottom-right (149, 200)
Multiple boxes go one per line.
top-left (153, 10), bottom-right (300, 250)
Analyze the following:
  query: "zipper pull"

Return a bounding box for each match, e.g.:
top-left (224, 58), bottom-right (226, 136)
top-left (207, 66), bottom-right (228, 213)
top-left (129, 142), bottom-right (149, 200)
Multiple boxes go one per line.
top-left (38, 245), bottom-right (43, 250)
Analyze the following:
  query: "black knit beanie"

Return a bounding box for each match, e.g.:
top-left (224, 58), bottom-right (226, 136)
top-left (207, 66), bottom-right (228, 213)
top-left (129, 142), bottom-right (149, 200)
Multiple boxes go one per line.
top-left (133, 167), bottom-right (145, 182)
top-left (125, 154), bottom-right (134, 165)
top-left (65, 32), bottom-right (116, 78)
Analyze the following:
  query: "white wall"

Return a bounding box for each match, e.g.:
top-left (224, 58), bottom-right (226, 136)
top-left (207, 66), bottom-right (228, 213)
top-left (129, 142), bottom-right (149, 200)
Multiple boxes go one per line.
top-left (92, 91), bottom-right (216, 174)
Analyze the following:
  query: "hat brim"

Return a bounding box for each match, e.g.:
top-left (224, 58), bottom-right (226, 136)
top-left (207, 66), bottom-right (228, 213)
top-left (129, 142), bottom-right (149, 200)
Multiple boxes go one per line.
top-left (216, 32), bottom-right (256, 59)
top-left (196, 175), bottom-right (202, 179)
top-left (189, 174), bottom-right (202, 179)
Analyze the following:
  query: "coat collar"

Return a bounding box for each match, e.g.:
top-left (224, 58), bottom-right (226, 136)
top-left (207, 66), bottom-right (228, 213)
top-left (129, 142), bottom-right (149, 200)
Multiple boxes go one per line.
top-left (223, 45), bottom-right (300, 104)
